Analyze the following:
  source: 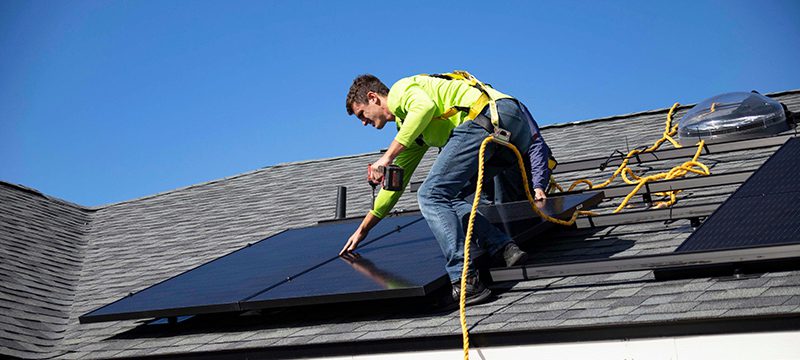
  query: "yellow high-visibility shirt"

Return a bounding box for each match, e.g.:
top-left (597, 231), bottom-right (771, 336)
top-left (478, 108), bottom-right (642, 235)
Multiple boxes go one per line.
top-left (370, 75), bottom-right (511, 219)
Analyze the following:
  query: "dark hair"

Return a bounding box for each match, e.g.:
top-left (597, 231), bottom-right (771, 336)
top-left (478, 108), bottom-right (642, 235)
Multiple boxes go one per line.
top-left (345, 74), bottom-right (389, 115)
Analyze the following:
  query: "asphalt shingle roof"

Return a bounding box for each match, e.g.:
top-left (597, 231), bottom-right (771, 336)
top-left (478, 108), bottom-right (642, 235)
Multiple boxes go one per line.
top-left (0, 184), bottom-right (91, 359)
top-left (2, 89), bottom-right (799, 359)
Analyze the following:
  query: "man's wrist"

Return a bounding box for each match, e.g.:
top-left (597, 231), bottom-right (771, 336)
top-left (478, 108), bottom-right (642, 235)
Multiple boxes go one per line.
top-left (384, 140), bottom-right (406, 163)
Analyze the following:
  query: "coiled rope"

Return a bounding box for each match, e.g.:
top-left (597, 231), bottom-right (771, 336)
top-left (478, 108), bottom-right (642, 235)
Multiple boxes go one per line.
top-left (552, 103), bottom-right (711, 212)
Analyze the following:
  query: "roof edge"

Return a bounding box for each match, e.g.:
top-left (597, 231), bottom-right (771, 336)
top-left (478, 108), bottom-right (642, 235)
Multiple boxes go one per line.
top-left (118, 313), bottom-right (800, 360)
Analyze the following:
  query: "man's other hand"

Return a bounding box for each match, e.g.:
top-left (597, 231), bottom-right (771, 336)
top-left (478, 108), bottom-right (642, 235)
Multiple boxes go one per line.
top-left (340, 228), bottom-right (368, 256)
top-left (534, 188), bottom-right (547, 201)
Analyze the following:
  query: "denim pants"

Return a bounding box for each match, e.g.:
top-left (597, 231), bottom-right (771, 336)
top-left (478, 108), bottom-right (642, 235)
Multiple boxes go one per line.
top-left (418, 99), bottom-right (536, 283)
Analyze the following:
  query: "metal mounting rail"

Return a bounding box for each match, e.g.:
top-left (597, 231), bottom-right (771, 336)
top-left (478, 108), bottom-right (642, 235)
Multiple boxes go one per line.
top-left (490, 243), bottom-right (800, 282)
top-left (575, 202), bottom-right (719, 229)
top-left (562, 170), bottom-right (752, 199)
top-left (553, 134), bottom-right (794, 174)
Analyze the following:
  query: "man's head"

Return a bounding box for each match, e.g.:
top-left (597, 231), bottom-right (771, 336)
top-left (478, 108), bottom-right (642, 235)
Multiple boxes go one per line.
top-left (346, 74), bottom-right (394, 129)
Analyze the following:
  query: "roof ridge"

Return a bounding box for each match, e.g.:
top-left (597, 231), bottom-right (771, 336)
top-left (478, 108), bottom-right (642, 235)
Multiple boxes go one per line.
top-left (542, 88), bottom-right (800, 130)
top-left (0, 181), bottom-right (92, 211)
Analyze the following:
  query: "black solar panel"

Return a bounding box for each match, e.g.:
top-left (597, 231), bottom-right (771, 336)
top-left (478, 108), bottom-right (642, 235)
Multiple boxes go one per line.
top-left (79, 215), bottom-right (422, 323)
top-left (675, 137), bottom-right (800, 252)
top-left (480, 191), bottom-right (604, 244)
top-left (80, 192), bottom-right (602, 324)
top-left (242, 219), bottom-right (448, 309)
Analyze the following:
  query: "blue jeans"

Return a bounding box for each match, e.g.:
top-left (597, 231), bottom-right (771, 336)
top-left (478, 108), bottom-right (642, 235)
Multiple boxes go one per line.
top-left (418, 99), bottom-right (536, 282)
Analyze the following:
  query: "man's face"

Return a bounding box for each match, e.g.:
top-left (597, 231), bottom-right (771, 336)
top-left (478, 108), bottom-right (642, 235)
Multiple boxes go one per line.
top-left (352, 93), bottom-right (393, 129)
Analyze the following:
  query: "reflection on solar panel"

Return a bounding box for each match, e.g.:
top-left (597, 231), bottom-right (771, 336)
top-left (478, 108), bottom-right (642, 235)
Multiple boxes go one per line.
top-left (242, 220), bottom-right (449, 309)
top-left (80, 192), bottom-right (602, 324)
top-left (79, 215), bottom-right (424, 323)
top-left (674, 137), bottom-right (800, 252)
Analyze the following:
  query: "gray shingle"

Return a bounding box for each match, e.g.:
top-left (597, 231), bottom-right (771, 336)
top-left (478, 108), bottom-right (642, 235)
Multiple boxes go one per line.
top-left (356, 329), bottom-right (415, 341)
top-left (269, 335), bottom-right (316, 347)
top-left (630, 302), bottom-right (698, 314)
top-left (694, 288), bottom-right (768, 301)
top-left (308, 332), bottom-right (368, 344)
top-left (0, 183), bottom-right (91, 359)
top-left (354, 319), bottom-right (415, 332)
top-left (501, 319), bottom-right (566, 330)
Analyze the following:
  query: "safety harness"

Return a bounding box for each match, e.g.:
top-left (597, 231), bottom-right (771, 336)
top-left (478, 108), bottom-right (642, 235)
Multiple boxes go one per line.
top-left (425, 71), bottom-right (512, 144)
top-left (424, 70), bottom-right (559, 184)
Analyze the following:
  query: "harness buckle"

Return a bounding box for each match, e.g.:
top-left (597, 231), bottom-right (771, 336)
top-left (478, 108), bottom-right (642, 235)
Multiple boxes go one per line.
top-left (492, 128), bottom-right (512, 145)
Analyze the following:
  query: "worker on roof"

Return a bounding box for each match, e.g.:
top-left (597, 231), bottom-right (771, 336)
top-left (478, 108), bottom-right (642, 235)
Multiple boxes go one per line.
top-left (340, 73), bottom-right (552, 305)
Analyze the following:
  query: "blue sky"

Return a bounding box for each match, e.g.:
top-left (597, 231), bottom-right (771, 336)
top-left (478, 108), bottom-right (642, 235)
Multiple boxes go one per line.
top-left (1, 0), bottom-right (798, 206)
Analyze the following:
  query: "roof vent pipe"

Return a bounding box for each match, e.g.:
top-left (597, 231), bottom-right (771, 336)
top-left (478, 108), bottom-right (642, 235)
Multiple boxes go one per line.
top-left (335, 186), bottom-right (346, 220)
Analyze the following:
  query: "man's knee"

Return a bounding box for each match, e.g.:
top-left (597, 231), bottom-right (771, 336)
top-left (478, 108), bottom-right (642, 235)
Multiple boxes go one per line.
top-left (417, 181), bottom-right (433, 208)
top-left (418, 180), bottom-right (449, 208)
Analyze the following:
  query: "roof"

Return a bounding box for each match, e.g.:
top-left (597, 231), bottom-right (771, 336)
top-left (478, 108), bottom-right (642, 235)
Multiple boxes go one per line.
top-left (2, 90), bottom-right (800, 359)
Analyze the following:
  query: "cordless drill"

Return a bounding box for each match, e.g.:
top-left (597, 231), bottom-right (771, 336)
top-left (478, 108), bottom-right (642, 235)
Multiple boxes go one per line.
top-left (368, 164), bottom-right (404, 207)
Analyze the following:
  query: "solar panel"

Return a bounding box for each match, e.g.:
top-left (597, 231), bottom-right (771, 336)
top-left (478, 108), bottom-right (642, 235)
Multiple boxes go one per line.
top-left (480, 191), bottom-right (604, 244)
top-left (80, 192), bottom-right (603, 324)
top-left (674, 137), bottom-right (800, 252)
top-left (79, 215), bottom-right (422, 323)
top-left (242, 219), bottom-right (448, 309)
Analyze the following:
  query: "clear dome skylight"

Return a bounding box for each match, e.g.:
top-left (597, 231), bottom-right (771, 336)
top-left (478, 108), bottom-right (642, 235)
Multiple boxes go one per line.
top-left (678, 92), bottom-right (788, 145)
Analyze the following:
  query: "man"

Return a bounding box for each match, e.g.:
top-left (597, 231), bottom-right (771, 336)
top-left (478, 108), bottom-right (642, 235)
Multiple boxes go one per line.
top-left (340, 73), bottom-right (552, 305)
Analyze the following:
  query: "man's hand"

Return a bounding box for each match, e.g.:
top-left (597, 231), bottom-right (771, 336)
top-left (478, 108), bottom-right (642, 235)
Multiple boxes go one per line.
top-left (339, 251), bottom-right (361, 263)
top-left (369, 156), bottom-right (391, 184)
top-left (340, 213), bottom-right (381, 256)
top-left (368, 140), bottom-right (405, 184)
top-left (340, 228), bottom-right (368, 256)
top-left (534, 188), bottom-right (547, 201)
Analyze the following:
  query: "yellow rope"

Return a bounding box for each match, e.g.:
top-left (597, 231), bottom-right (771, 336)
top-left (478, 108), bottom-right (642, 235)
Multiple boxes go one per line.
top-left (555, 103), bottom-right (711, 212)
top-left (611, 141), bottom-right (708, 212)
top-left (460, 136), bottom-right (596, 359)
top-left (459, 101), bottom-right (709, 358)
top-left (565, 103), bottom-right (683, 192)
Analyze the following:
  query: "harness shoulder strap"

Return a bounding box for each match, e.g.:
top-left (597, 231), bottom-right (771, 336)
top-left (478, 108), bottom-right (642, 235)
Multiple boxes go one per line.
top-left (423, 71), bottom-right (498, 127)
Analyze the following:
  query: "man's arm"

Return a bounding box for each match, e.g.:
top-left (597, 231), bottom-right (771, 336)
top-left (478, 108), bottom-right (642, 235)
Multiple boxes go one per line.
top-left (528, 135), bottom-right (551, 201)
top-left (340, 140), bottom-right (405, 256)
top-left (339, 212), bottom-right (381, 255)
top-left (340, 142), bottom-right (429, 255)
